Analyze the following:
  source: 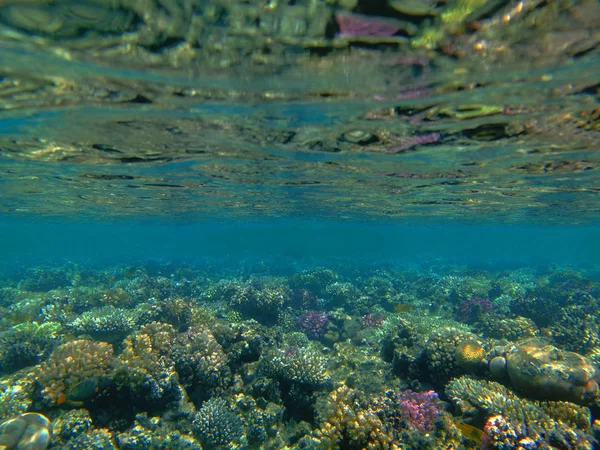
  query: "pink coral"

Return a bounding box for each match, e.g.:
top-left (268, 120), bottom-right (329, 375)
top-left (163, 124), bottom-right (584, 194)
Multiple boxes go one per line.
top-left (360, 313), bottom-right (386, 328)
top-left (398, 390), bottom-right (441, 432)
top-left (459, 296), bottom-right (493, 322)
top-left (297, 311), bottom-right (329, 338)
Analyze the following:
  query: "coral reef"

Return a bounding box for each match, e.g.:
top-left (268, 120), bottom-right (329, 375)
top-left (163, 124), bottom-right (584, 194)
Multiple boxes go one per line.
top-left (423, 327), bottom-right (483, 385)
top-left (506, 339), bottom-right (600, 405)
top-left (68, 306), bottom-right (138, 343)
top-left (1, 261), bottom-right (598, 449)
top-left (447, 376), bottom-right (596, 448)
top-left (192, 397), bottom-right (244, 449)
top-left (34, 340), bottom-right (114, 407)
top-left (458, 296), bottom-right (493, 323)
top-left (296, 311), bottom-right (329, 338)
top-left (0, 412), bottom-right (51, 450)
top-left (113, 322), bottom-right (183, 408)
top-left (261, 346), bottom-right (330, 387)
top-left (0, 322), bottom-right (62, 373)
top-left (171, 326), bottom-right (231, 398)
top-left (476, 315), bottom-right (539, 341)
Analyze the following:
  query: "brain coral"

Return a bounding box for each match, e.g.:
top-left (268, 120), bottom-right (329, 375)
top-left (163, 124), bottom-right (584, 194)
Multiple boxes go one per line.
top-left (506, 339), bottom-right (600, 405)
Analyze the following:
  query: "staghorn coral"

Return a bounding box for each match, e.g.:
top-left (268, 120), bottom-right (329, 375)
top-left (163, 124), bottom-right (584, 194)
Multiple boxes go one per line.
top-left (360, 313), bottom-right (386, 328)
top-left (35, 339), bottom-right (114, 407)
top-left (458, 296), bottom-right (493, 323)
top-left (52, 409), bottom-right (93, 446)
top-left (18, 267), bottom-right (71, 292)
top-left (192, 397), bottom-right (244, 450)
top-left (484, 412), bottom-right (595, 449)
top-left (117, 413), bottom-right (202, 450)
top-left (323, 282), bottom-right (360, 309)
top-left (59, 427), bottom-right (116, 450)
top-left (0, 371), bottom-right (35, 421)
top-left (290, 288), bottom-right (318, 310)
top-left (296, 311), bottom-right (329, 338)
top-left (509, 295), bottom-right (561, 328)
top-left (204, 277), bottom-right (289, 325)
top-left (289, 268), bottom-right (338, 297)
top-left (550, 304), bottom-right (600, 356)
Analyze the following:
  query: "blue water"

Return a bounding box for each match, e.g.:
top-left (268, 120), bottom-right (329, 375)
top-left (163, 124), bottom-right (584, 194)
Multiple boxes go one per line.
top-left (1, 219), bottom-right (598, 269)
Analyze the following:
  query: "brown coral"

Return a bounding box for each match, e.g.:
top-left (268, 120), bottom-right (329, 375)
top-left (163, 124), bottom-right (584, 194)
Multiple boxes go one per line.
top-left (312, 386), bottom-right (396, 450)
top-left (35, 340), bottom-right (114, 406)
top-left (506, 339), bottom-right (600, 405)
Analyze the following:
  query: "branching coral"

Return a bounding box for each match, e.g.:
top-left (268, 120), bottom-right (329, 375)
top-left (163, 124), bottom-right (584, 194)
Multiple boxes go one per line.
top-left (192, 397), bottom-right (244, 449)
top-left (446, 376), bottom-right (595, 447)
top-left (171, 326), bottom-right (231, 394)
top-left (35, 340), bottom-right (114, 407)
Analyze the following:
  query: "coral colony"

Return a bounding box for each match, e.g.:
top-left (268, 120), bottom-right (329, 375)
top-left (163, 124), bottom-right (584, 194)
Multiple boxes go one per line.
top-left (1, 263), bottom-right (599, 448)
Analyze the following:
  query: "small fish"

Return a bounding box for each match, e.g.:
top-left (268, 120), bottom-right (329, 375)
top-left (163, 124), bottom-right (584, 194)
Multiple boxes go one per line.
top-left (456, 421), bottom-right (485, 443)
top-left (394, 303), bottom-right (414, 313)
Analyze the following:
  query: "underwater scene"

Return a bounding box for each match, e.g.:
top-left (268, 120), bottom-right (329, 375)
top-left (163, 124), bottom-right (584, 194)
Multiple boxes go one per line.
top-left (1, 0), bottom-right (600, 449)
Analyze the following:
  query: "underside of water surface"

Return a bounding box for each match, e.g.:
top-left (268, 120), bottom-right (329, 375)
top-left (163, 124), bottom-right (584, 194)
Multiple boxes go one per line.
top-left (1, 1), bottom-right (600, 450)
top-left (0, 0), bottom-right (597, 223)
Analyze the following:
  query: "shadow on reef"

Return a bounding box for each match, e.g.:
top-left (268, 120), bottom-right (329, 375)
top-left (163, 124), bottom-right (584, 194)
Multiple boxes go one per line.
top-left (1, 260), bottom-right (600, 449)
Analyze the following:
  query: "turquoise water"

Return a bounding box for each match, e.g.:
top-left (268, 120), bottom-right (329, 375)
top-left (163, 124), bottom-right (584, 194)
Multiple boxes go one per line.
top-left (1, 1), bottom-right (600, 449)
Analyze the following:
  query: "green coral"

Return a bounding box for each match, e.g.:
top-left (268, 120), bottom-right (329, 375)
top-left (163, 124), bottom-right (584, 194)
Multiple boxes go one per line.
top-left (260, 346), bottom-right (330, 387)
top-left (192, 397), bottom-right (244, 450)
top-left (68, 306), bottom-right (138, 342)
top-left (204, 277), bottom-right (289, 325)
top-left (476, 315), bottom-right (539, 341)
top-left (289, 268), bottom-right (338, 297)
top-left (0, 322), bottom-right (62, 373)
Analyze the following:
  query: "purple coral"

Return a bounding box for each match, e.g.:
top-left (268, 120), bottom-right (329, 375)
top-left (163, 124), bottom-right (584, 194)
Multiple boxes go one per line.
top-left (297, 311), bottom-right (328, 338)
top-left (459, 296), bottom-right (493, 322)
top-left (336, 12), bottom-right (400, 37)
top-left (360, 313), bottom-right (386, 328)
top-left (397, 390), bottom-right (441, 432)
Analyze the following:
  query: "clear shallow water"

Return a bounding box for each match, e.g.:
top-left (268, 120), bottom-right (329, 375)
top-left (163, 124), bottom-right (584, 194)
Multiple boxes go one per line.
top-left (1, 1), bottom-right (600, 450)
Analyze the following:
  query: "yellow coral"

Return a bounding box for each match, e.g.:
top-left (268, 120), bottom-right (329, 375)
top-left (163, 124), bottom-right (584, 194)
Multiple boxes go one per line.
top-left (455, 339), bottom-right (486, 371)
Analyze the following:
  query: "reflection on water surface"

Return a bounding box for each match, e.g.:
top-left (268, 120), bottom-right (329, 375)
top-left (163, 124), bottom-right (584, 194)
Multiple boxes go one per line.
top-left (0, 0), bottom-right (598, 222)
